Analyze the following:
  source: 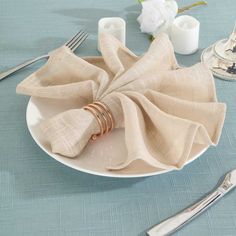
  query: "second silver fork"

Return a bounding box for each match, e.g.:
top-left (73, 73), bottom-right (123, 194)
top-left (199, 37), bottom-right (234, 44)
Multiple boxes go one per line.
top-left (0, 30), bottom-right (88, 81)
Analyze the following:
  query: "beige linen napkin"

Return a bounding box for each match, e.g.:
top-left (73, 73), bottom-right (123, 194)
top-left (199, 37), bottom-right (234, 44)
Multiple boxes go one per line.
top-left (16, 33), bottom-right (226, 171)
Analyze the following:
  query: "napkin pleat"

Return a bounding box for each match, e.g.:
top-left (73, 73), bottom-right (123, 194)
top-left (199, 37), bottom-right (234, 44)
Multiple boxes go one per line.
top-left (100, 34), bottom-right (138, 76)
top-left (108, 91), bottom-right (211, 170)
top-left (143, 90), bottom-right (226, 143)
top-left (101, 34), bottom-right (178, 98)
top-left (17, 46), bottom-right (111, 101)
top-left (106, 92), bottom-right (173, 170)
top-left (16, 33), bottom-right (226, 172)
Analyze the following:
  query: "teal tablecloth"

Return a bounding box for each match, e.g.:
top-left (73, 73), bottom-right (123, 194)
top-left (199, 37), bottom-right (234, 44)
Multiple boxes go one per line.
top-left (1, 0), bottom-right (236, 235)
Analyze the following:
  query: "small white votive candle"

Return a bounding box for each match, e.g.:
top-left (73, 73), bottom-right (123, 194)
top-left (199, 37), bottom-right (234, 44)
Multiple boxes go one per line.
top-left (98, 17), bottom-right (126, 52)
top-left (171, 15), bottom-right (200, 55)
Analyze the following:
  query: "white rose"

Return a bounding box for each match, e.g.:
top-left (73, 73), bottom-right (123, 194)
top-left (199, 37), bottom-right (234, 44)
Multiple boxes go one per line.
top-left (137, 0), bottom-right (178, 36)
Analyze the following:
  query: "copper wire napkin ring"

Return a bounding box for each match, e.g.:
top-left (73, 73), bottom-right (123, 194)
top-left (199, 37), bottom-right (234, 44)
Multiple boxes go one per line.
top-left (83, 101), bottom-right (115, 141)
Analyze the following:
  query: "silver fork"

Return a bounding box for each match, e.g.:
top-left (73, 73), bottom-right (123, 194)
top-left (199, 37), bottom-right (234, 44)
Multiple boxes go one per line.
top-left (0, 30), bottom-right (89, 81)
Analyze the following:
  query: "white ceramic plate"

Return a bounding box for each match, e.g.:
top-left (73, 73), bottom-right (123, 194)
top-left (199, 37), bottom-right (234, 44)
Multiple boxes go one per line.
top-left (26, 97), bottom-right (208, 178)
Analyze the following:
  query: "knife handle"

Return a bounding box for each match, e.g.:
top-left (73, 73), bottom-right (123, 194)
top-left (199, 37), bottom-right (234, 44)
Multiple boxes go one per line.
top-left (147, 189), bottom-right (224, 236)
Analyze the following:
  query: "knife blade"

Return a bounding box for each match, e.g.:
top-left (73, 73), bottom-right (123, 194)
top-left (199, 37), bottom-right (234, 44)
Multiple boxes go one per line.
top-left (147, 169), bottom-right (236, 236)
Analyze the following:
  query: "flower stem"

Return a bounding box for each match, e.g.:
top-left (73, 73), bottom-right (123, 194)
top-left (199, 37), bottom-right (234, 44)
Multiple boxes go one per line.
top-left (178, 1), bottom-right (207, 13)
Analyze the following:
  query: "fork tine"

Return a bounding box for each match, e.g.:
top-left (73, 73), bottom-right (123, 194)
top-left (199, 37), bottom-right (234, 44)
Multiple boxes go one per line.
top-left (70, 33), bottom-right (89, 52)
top-left (70, 33), bottom-right (88, 52)
top-left (68, 31), bottom-right (86, 49)
top-left (66, 31), bottom-right (85, 48)
top-left (64, 30), bottom-right (83, 47)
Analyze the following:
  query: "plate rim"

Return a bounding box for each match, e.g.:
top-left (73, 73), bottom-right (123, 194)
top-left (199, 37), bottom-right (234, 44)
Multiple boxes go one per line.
top-left (26, 97), bottom-right (208, 178)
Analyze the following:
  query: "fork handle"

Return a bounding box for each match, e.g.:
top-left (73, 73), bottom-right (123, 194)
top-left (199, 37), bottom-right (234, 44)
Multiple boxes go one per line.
top-left (0, 54), bottom-right (49, 81)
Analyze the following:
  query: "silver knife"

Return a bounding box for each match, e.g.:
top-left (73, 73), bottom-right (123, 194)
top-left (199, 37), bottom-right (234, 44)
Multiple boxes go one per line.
top-left (147, 169), bottom-right (236, 236)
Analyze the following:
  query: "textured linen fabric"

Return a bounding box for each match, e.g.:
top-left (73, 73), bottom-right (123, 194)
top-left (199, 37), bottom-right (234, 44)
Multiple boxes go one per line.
top-left (16, 33), bottom-right (226, 171)
top-left (1, 0), bottom-right (236, 235)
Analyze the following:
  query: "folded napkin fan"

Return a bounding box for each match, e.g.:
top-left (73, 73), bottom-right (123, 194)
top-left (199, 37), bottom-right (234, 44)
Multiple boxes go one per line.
top-left (16, 33), bottom-right (226, 171)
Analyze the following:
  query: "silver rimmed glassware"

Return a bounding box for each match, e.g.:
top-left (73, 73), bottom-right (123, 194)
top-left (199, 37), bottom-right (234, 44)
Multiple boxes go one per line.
top-left (201, 22), bottom-right (236, 81)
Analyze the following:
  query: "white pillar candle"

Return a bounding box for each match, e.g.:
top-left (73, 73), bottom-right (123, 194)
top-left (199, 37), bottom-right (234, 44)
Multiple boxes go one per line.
top-left (171, 15), bottom-right (200, 55)
top-left (98, 17), bottom-right (126, 52)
